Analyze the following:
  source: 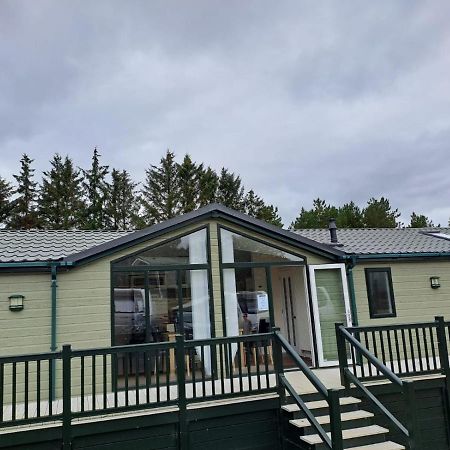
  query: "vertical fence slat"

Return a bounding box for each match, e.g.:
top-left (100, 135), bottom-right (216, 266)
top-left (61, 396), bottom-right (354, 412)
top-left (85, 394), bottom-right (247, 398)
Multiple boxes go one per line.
top-left (219, 343), bottom-right (225, 395)
top-left (48, 359), bottom-right (53, 416)
top-left (0, 362), bottom-right (3, 423)
top-left (24, 361), bottom-right (29, 419)
top-left (81, 356), bottom-right (85, 412)
top-left (36, 360), bottom-right (41, 417)
top-left (166, 348), bottom-right (170, 402)
top-left (91, 355), bottom-right (96, 411)
top-left (103, 354), bottom-right (107, 410)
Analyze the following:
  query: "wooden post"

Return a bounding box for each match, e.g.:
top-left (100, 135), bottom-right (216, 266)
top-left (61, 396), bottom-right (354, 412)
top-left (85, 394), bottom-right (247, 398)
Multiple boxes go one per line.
top-left (435, 316), bottom-right (450, 442)
top-left (176, 335), bottom-right (188, 450)
top-left (62, 345), bottom-right (72, 450)
top-left (328, 388), bottom-right (343, 450)
top-left (335, 323), bottom-right (350, 390)
top-left (403, 380), bottom-right (418, 450)
top-left (272, 327), bottom-right (285, 404)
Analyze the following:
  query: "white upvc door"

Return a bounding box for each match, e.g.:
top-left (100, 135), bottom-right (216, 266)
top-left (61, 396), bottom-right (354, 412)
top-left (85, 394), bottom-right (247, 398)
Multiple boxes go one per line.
top-left (309, 263), bottom-right (352, 367)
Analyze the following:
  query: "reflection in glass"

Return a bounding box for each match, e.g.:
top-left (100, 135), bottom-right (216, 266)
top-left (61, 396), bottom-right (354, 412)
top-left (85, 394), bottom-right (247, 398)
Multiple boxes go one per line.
top-left (220, 229), bottom-right (304, 264)
top-left (116, 229), bottom-right (207, 267)
top-left (315, 269), bottom-right (346, 362)
top-left (113, 272), bottom-right (146, 345)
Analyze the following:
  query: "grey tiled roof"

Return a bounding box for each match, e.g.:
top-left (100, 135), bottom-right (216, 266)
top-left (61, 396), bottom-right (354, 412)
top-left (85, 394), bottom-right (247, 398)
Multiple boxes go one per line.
top-left (0, 230), bottom-right (131, 263)
top-left (294, 228), bottom-right (450, 256)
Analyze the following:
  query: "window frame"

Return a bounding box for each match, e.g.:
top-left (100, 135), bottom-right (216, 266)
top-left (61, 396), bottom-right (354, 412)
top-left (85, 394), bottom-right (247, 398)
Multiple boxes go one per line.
top-left (110, 225), bottom-right (215, 348)
top-left (365, 267), bottom-right (397, 319)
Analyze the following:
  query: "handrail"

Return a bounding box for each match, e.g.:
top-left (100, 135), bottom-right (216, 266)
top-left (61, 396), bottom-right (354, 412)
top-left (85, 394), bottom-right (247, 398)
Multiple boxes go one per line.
top-left (344, 368), bottom-right (409, 437)
top-left (337, 323), bottom-right (416, 449)
top-left (339, 326), bottom-right (403, 387)
top-left (274, 330), bottom-right (343, 450)
top-left (275, 330), bottom-right (328, 398)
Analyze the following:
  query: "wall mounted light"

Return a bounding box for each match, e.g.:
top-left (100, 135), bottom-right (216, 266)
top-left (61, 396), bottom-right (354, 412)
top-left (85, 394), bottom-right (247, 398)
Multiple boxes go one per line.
top-left (9, 294), bottom-right (25, 311)
top-left (430, 276), bottom-right (441, 289)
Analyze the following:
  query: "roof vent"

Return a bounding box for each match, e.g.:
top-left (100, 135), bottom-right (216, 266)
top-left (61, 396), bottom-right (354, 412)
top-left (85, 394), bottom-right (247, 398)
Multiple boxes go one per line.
top-left (329, 218), bottom-right (338, 243)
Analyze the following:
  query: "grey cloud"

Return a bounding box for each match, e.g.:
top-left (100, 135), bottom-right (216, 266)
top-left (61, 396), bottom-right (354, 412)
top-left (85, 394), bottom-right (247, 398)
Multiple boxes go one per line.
top-left (1, 0), bottom-right (450, 226)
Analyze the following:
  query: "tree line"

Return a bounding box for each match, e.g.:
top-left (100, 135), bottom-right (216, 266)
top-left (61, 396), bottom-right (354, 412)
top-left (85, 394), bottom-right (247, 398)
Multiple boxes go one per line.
top-left (0, 150), bottom-right (439, 231)
top-left (0, 149), bottom-right (283, 230)
top-left (290, 198), bottom-right (436, 229)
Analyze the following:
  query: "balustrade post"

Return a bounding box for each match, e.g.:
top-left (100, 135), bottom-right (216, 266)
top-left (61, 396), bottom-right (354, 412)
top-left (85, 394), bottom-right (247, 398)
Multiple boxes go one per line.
top-left (335, 323), bottom-right (350, 390)
top-left (271, 327), bottom-right (286, 404)
top-left (435, 316), bottom-right (450, 441)
top-left (328, 388), bottom-right (343, 450)
top-left (175, 335), bottom-right (188, 450)
top-left (62, 344), bottom-right (72, 450)
top-left (403, 380), bottom-right (418, 450)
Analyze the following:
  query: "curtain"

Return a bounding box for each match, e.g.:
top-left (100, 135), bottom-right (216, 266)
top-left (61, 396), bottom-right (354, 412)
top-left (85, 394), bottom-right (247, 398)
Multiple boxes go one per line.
top-left (221, 231), bottom-right (239, 359)
top-left (189, 230), bottom-right (212, 375)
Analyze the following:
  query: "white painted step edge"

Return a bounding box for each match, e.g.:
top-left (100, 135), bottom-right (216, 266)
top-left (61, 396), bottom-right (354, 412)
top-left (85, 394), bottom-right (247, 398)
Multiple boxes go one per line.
top-left (300, 425), bottom-right (389, 445)
top-left (290, 409), bottom-right (374, 428)
top-left (349, 441), bottom-right (405, 450)
top-left (282, 396), bottom-right (361, 413)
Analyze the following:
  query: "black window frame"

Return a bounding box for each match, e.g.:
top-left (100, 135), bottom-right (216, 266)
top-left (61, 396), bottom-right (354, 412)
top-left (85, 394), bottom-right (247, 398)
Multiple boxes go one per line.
top-left (365, 267), bottom-right (396, 319)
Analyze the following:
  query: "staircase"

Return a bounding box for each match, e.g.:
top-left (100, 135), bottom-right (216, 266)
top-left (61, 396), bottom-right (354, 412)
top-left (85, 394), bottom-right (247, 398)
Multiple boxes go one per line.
top-left (281, 394), bottom-right (405, 450)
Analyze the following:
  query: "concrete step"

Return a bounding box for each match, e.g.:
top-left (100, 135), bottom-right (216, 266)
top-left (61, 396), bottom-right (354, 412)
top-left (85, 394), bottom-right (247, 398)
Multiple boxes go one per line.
top-left (300, 425), bottom-right (389, 449)
top-left (290, 409), bottom-right (374, 431)
top-left (349, 442), bottom-right (405, 450)
top-left (282, 396), bottom-right (361, 414)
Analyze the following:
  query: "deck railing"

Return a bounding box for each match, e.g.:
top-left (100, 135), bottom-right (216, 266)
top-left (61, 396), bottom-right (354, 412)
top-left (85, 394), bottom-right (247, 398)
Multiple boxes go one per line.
top-left (274, 329), bottom-right (343, 450)
top-left (336, 316), bottom-right (450, 450)
top-left (0, 332), bottom-right (277, 432)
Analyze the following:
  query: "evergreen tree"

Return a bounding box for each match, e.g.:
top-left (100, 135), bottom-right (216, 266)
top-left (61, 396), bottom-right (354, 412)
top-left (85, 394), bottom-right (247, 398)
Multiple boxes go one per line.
top-left (178, 154), bottom-right (202, 213)
top-left (363, 197), bottom-right (400, 228)
top-left (8, 154), bottom-right (40, 229)
top-left (0, 176), bottom-right (13, 227)
top-left (243, 190), bottom-right (283, 226)
top-left (141, 150), bottom-right (180, 224)
top-left (336, 201), bottom-right (364, 228)
top-left (106, 169), bottom-right (140, 230)
top-left (291, 198), bottom-right (338, 229)
top-left (198, 166), bottom-right (219, 206)
top-left (255, 204), bottom-right (284, 227)
top-left (82, 148), bottom-right (109, 229)
top-left (409, 212), bottom-right (434, 228)
top-left (217, 168), bottom-right (244, 211)
top-left (38, 154), bottom-right (85, 229)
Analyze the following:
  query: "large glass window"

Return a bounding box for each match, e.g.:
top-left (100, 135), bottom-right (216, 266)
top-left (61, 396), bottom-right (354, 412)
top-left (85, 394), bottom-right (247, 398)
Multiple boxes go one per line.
top-left (112, 229), bottom-right (211, 347)
top-left (365, 268), bottom-right (396, 319)
top-left (117, 229), bottom-right (207, 267)
top-left (220, 229), bottom-right (304, 264)
top-left (223, 267), bottom-right (270, 337)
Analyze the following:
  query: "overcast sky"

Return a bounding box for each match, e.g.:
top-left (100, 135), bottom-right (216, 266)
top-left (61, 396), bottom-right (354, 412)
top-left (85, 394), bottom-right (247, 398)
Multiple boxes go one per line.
top-left (1, 1), bottom-right (450, 226)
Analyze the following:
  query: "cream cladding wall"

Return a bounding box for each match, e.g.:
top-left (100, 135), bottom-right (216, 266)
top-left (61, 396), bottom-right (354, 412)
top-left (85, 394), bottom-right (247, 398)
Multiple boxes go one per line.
top-left (353, 259), bottom-right (450, 325)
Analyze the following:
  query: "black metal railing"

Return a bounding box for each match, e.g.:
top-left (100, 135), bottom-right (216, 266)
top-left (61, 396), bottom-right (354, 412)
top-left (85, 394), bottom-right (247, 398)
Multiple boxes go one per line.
top-left (274, 329), bottom-right (343, 450)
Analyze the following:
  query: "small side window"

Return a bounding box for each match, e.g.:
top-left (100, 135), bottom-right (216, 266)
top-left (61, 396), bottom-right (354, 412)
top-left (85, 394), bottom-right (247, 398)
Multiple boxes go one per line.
top-left (365, 268), bottom-right (396, 319)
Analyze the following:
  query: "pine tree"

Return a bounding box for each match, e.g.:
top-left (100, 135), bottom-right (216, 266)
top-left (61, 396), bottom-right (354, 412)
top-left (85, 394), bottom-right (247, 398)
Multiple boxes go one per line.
top-left (0, 176), bottom-right (13, 227)
top-left (8, 154), bottom-right (40, 229)
top-left (336, 201), bottom-right (364, 228)
top-left (106, 169), bottom-right (140, 230)
top-left (409, 212), bottom-right (434, 228)
top-left (82, 148), bottom-right (109, 229)
top-left (178, 154), bottom-right (202, 213)
top-left (244, 190), bottom-right (265, 216)
top-left (255, 204), bottom-right (284, 227)
top-left (141, 150), bottom-right (180, 224)
top-left (291, 198), bottom-right (338, 229)
top-left (38, 154), bottom-right (85, 229)
top-left (198, 166), bottom-right (219, 206)
top-left (363, 197), bottom-right (400, 228)
top-left (217, 168), bottom-right (244, 211)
